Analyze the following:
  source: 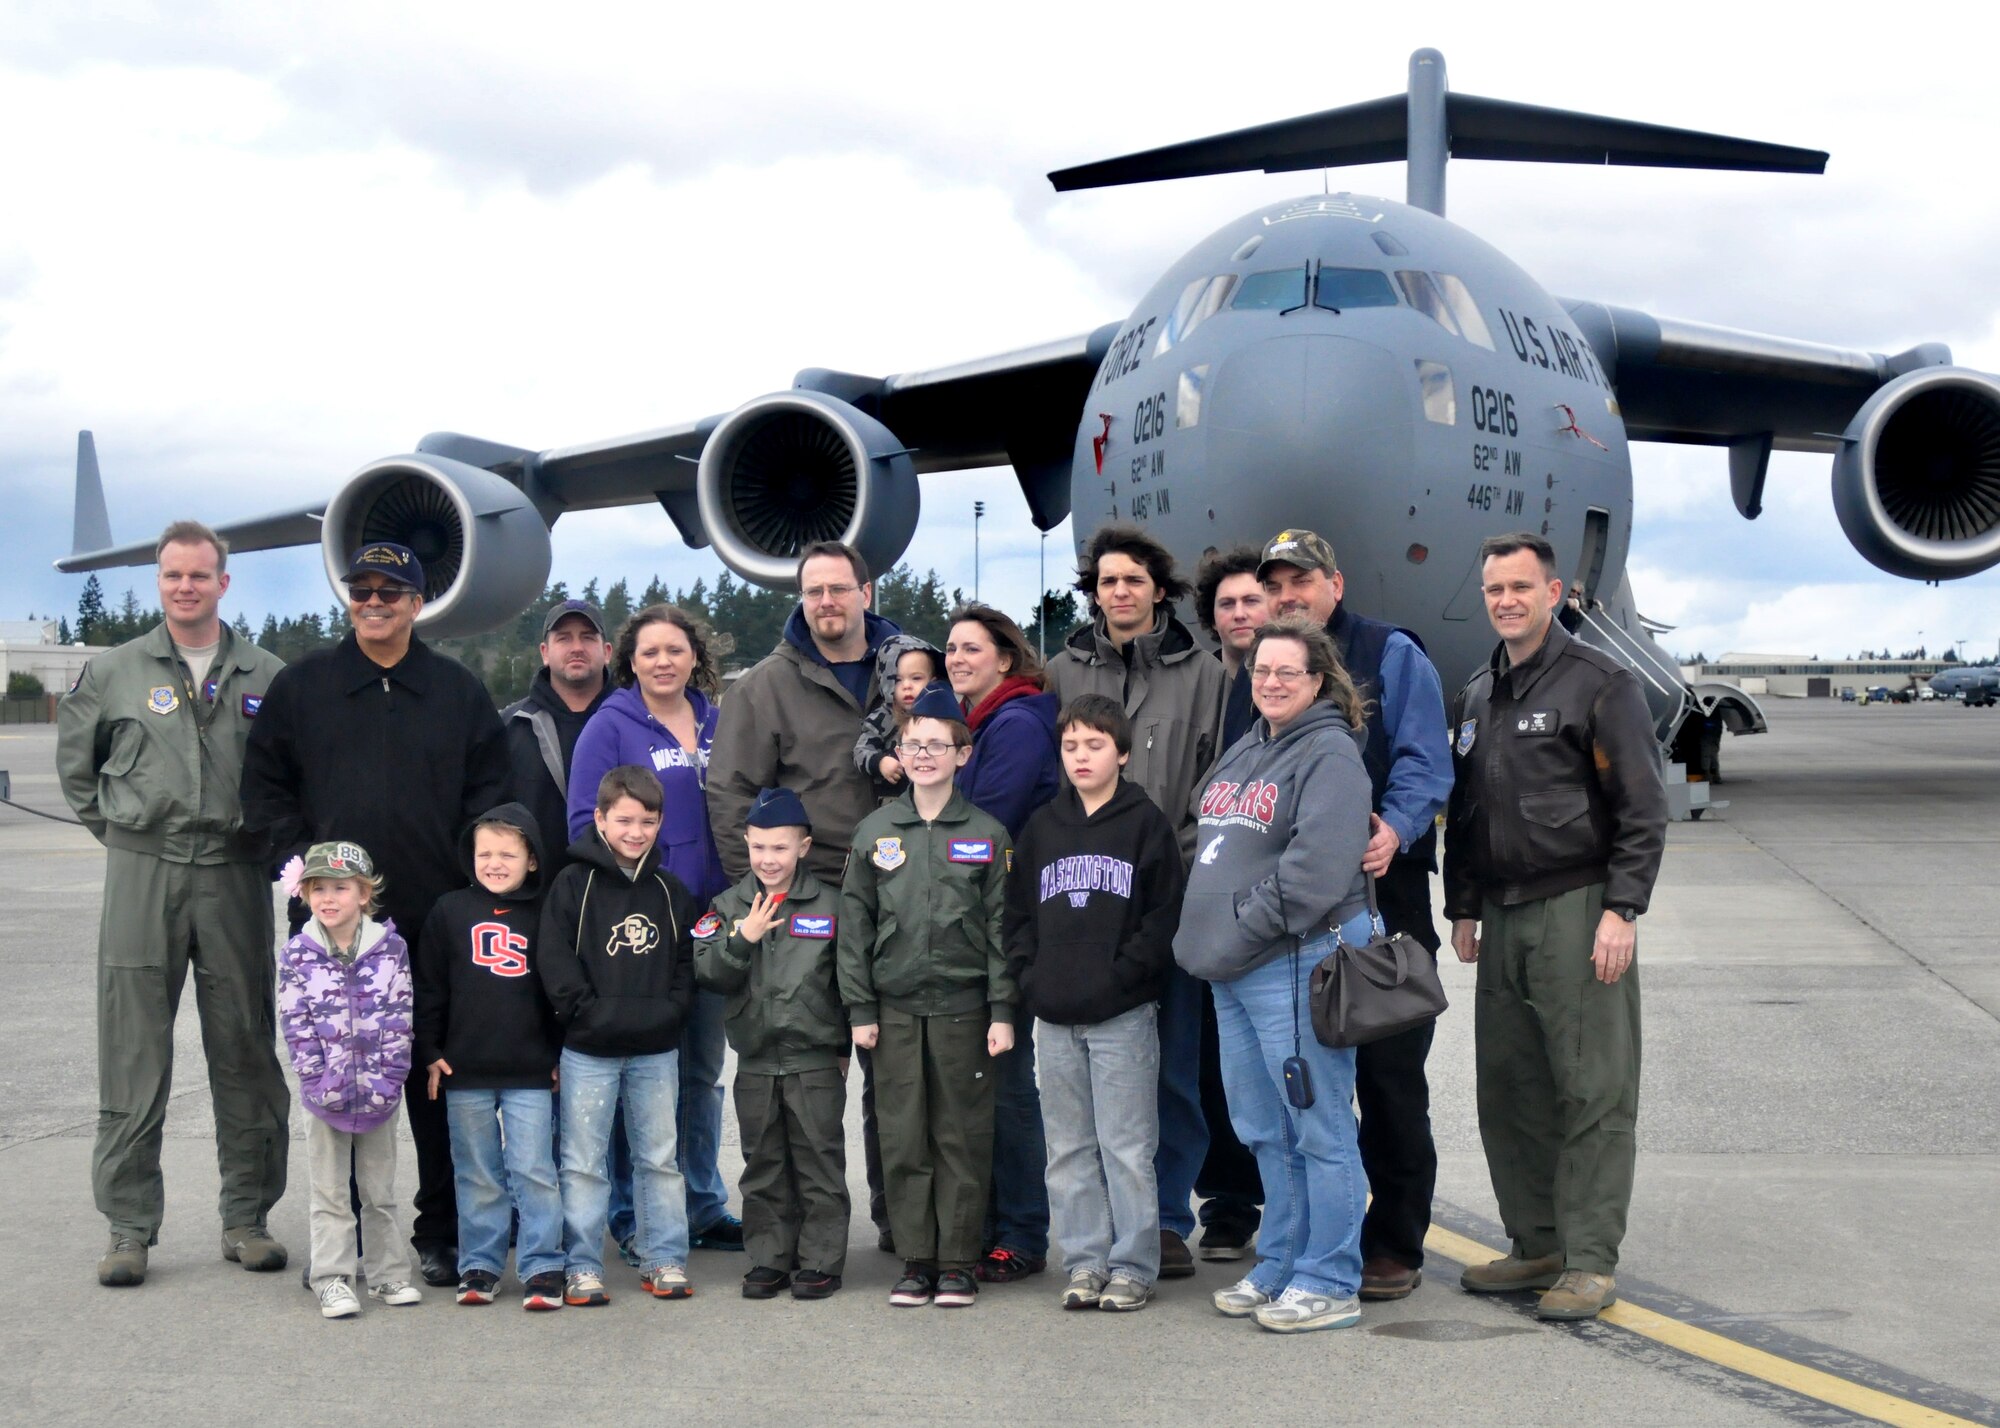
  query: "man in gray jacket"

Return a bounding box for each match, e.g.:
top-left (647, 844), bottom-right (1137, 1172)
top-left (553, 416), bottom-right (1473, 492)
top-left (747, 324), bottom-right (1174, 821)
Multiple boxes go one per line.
top-left (1046, 524), bottom-right (1224, 1278)
top-left (56, 521), bottom-right (292, 1288)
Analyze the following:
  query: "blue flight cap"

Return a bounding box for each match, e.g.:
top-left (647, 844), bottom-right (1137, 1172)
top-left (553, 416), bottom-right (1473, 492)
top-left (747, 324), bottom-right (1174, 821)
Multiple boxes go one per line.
top-left (745, 786), bottom-right (812, 831)
top-left (907, 682), bottom-right (966, 725)
top-left (343, 542), bottom-right (426, 591)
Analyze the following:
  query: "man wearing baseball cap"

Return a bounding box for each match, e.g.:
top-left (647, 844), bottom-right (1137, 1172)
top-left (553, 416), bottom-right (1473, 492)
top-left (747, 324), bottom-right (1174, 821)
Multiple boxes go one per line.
top-left (502, 599), bottom-right (615, 866)
top-left (242, 541), bottom-right (512, 1287)
top-left (1258, 528), bottom-right (1453, 1303)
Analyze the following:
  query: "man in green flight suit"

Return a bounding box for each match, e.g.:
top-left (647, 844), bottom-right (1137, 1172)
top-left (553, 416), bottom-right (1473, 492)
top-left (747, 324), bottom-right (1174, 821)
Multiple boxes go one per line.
top-left (57, 520), bottom-right (292, 1288)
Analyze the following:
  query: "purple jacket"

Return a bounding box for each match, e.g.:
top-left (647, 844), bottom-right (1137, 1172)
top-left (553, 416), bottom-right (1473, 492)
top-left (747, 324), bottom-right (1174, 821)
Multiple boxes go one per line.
top-left (278, 917), bottom-right (414, 1134)
top-left (566, 684), bottom-right (727, 904)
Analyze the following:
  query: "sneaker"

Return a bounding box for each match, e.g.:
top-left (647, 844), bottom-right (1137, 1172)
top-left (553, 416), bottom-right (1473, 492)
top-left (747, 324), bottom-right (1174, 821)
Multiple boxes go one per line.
top-left (741, 1266), bottom-right (791, 1299)
top-left (564, 1271), bottom-right (610, 1307)
top-left (934, 1268), bottom-right (979, 1308)
top-left (889, 1264), bottom-right (935, 1308)
top-left (615, 1234), bottom-right (642, 1269)
top-left (644, 1263), bottom-right (693, 1299)
top-left (220, 1225), bottom-right (288, 1272)
top-left (1061, 1268), bottom-right (1106, 1310)
top-left (368, 1280), bottom-right (423, 1306)
top-left (522, 1271), bottom-right (564, 1311)
top-left (456, 1270), bottom-right (500, 1306)
top-left (1253, 1285), bottom-right (1361, 1333)
top-left (98, 1233), bottom-right (148, 1288)
top-left (1212, 1276), bottom-right (1273, 1318)
top-left (1158, 1229), bottom-right (1196, 1279)
top-left (1537, 1269), bottom-right (1617, 1321)
top-left (1459, 1251), bottom-right (1563, 1294)
top-left (1360, 1256), bottom-right (1421, 1301)
top-left (690, 1214), bottom-right (744, 1251)
top-left (974, 1246), bottom-right (1046, 1283)
top-left (318, 1277), bottom-right (361, 1319)
top-left (1198, 1222), bottom-right (1253, 1262)
top-left (791, 1270), bottom-right (842, 1299)
top-left (1099, 1277), bottom-right (1153, 1312)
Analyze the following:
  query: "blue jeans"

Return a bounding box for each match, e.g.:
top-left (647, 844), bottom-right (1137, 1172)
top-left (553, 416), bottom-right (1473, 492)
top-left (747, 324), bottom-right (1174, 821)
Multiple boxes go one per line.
top-left (1040, 1005), bottom-right (1161, 1286)
top-left (1212, 916), bottom-right (1369, 1299)
top-left (985, 1019), bottom-right (1050, 1258)
top-left (1153, 963), bottom-right (1207, 1237)
top-left (446, 1087), bottom-right (562, 1281)
top-left (559, 1048), bottom-right (687, 1275)
top-left (607, 991), bottom-right (729, 1242)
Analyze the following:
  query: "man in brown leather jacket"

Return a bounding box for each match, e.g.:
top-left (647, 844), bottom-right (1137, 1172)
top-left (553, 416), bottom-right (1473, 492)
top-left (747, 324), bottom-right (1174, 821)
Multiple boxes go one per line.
top-left (1444, 532), bottom-right (1667, 1322)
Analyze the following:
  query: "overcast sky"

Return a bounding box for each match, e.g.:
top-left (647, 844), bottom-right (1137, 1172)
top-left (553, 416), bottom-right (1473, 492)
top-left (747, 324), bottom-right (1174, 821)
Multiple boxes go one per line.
top-left (4, 2), bottom-right (1997, 662)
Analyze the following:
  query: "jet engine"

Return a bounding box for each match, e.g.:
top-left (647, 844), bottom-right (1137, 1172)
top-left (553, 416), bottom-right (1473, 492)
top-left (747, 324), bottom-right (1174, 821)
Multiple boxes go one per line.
top-left (1833, 367), bottom-right (2000, 580)
top-left (695, 391), bottom-right (920, 587)
top-left (320, 455), bottom-right (553, 639)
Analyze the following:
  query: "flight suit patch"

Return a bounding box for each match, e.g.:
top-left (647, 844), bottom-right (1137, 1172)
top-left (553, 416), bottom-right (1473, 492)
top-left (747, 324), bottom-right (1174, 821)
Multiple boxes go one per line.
top-left (947, 839), bottom-right (994, 864)
top-left (241, 694), bottom-right (263, 717)
top-left (871, 837), bottom-right (906, 870)
top-left (147, 686), bottom-right (179, 715)
top-left (1514, 710), bottom-right (1558, 735)
top-left (789, 914), bottom-right (835, 939)
top-left (691, 911), bottom-right (723, 940)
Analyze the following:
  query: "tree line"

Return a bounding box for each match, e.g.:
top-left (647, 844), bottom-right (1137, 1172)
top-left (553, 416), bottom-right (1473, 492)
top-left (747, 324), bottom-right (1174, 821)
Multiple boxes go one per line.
top-left (62, 567), bottom-right (1086, 707)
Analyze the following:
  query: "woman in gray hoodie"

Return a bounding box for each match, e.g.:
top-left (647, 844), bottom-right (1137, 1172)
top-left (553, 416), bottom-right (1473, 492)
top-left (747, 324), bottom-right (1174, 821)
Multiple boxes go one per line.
top-left (1173, 618), bottom-right (1376, 1335)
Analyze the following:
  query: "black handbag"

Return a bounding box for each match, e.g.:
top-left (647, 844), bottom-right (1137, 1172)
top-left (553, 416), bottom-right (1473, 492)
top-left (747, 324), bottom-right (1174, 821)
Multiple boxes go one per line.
top-left (1307, 876), bottom-right (1448, 1049)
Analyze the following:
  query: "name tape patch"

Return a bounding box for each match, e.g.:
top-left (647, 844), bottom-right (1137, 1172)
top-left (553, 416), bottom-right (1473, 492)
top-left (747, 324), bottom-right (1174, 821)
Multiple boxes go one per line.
top-left (947, 839), bottom-right (995, 865)
top-left (789, 914), bottom-right (835, 940)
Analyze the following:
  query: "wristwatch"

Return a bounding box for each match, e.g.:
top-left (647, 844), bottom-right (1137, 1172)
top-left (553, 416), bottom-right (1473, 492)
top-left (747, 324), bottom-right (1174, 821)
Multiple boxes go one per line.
top-left (1610, 906), bottom-right (1637, 923)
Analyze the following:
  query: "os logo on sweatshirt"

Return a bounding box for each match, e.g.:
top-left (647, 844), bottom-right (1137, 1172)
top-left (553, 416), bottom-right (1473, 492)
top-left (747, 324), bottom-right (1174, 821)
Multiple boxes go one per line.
top-left (470, 922), bottom-right (529, 978)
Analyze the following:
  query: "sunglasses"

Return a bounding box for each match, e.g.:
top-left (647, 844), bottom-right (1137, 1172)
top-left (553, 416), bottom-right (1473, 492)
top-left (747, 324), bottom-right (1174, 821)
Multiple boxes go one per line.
top-left (347, 584), bottom-right (415, 605)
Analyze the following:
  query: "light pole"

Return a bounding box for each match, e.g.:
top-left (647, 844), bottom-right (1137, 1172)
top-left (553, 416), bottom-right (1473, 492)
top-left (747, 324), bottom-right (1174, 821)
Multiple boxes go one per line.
top-left (973, 501), bottom-right (986, 602)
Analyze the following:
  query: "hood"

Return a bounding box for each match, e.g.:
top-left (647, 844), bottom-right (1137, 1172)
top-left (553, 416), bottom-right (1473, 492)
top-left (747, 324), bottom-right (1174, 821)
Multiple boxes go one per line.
top-left (565, 825), bottom-right (663, 877)
top-left (1063, 608), bottom-right (1203, 668)
top-left (457, 801), bottom-right (548, 898)
top-left (598, 682), bottom-right (718, 738)
top-left (966, 676), bottom-right (1053, 734)
top-left (873, 632), bottom-right (943, 691)
top-left (1249, 697), bottom-right (1360, 755)
top-left (782, 605), bottom-right (901, 667)
top-left (519, 664), bottom-right (609, 719)
top-left (1044, 777), bottom-right (1153, 828)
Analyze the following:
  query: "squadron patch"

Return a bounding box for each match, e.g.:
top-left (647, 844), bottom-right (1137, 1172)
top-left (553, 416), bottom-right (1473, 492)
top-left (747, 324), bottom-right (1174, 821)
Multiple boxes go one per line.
top-left (147, 685), bottom-right (180, 715)
top-left (691, 911), bottom-right (723, 940)
top-left (788, 913), bottom-right (835, 940)
top-left (1456, 719), bottom-right (1477, 755)
top-left (871, 837), bottom-right (906, 871)
top-left (947, 839), bottom-right (994, 864)
top-left (241, 693), bottom-right (263, 718)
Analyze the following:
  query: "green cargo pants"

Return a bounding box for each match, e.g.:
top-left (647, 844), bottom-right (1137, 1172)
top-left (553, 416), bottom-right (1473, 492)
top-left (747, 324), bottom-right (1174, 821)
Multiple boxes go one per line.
top-left (873, 1007), bottom-right (994, 1270)
top-left (732, 1067), bottom-right (851, 1277)
top-left (1474, 882), bottom-right (1640, 1275)
top-left (95, 848), bottom-right (291, 1242)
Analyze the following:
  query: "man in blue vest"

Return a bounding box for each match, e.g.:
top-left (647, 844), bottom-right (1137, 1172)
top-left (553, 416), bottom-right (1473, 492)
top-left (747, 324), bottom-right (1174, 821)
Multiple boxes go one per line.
top-left (1259, 529), bottom-right (1453, 1301)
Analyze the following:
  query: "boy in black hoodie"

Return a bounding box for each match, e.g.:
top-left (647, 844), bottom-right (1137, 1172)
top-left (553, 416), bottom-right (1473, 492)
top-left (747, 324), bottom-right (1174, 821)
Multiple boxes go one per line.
top-left (416, 802), bottom-right (565, 1311)
top-left (1005, 696), bottom-right (1185, 1312)
top-left (537, 765), bottom-right (698, 1307)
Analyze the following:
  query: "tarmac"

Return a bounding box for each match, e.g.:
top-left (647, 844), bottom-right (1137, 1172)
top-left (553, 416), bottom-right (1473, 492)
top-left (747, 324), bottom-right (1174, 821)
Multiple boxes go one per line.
top-left (2, 699), bottom-right (1995, 1426)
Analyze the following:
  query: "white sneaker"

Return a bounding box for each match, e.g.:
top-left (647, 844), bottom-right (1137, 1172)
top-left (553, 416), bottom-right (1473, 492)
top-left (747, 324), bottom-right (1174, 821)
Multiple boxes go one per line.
top-left (367, 1280), bottom-right (423, 1306)
top-left (1212, 1276), bottom-right (1272, 1317)
top-left (318, 1277), bottom-right (361, 1319)
top-left (1061, 1269), bottom-right (1106, 1310)
top-left (1253, 1285), bottom-right (1361, 1333)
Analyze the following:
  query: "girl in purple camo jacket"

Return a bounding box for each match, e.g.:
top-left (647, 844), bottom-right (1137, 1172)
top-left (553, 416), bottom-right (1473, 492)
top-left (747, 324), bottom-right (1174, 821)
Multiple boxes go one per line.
top-left (277, 840), bottom-right (424, 1317)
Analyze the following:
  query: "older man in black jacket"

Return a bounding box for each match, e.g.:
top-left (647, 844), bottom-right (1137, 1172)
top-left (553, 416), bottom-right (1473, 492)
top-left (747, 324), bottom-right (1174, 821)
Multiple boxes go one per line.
top-left (241, 542), bottom-right (511, 1286)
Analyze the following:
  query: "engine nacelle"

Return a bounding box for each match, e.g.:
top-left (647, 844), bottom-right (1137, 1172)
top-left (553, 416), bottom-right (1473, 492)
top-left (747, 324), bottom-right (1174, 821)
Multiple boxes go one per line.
top-left (696, 391), bottom-right (919, 587)
top-left (1833, 366), bottom-right (2000, 580)
top-left (320, 455), bottom-right (553, 638)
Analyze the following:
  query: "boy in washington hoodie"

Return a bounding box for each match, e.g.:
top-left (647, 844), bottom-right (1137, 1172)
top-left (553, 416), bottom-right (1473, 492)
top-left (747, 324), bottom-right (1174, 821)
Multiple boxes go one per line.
top-left (538, 765), bottom-right (698, 1307)
top-left (1004, 696), bottom-right (1185, 1312)
top-left (415, 801), bottom-right (564, 1311)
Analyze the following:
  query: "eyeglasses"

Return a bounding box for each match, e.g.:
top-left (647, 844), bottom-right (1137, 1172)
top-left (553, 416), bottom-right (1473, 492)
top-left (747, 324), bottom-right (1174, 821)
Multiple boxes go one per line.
top-left (347, 585), bottom-right (414, 605)
top-left (802, 583), bottom-right (860, 603)
top-left (895, 740), bottom-right (957, 758)
top-left (1250, 665), bottom-right (1311, 685)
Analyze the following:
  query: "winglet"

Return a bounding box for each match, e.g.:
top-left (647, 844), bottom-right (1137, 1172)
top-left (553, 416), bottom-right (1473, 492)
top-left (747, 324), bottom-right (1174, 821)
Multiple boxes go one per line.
top-left (71, 431), bottom-right (113, 556)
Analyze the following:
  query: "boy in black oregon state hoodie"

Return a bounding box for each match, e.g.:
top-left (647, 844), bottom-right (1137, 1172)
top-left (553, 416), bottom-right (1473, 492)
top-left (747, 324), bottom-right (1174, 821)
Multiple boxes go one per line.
top-left (536, 765), bottom-right (697, 1307)
top-left (1005, 695), bottom-right (1185, 1312)
top-left (416, 801), bottom-right (565, 1311)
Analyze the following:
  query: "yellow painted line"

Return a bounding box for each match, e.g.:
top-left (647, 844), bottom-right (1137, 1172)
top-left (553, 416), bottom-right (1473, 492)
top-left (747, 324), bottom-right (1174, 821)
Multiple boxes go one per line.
top-left (1424, 1224), bottom-right (1982, 1428)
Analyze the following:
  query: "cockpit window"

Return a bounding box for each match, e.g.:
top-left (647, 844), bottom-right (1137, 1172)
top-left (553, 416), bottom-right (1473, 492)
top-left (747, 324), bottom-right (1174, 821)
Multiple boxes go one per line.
top-left (1395, 270), bottom-right (1496, 351)
top-left (1231, 268), bottom-right (1308, 311)
top-left (1313, 268), bottom-right (1400, 312)
top-left (1154, 274), bottom-right (1238, 357)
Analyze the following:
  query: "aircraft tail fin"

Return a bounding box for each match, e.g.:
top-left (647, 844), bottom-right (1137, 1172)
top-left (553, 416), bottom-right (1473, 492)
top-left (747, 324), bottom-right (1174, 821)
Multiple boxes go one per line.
top-left (1047, 49), bottom-right (1826, 216)
top-left (71, 431), bottom-right (113, 556)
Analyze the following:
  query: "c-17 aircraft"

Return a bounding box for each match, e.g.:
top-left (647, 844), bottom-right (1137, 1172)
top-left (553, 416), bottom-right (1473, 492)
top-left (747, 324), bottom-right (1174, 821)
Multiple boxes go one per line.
top-left (57, 49), bottom-right (2000, 765)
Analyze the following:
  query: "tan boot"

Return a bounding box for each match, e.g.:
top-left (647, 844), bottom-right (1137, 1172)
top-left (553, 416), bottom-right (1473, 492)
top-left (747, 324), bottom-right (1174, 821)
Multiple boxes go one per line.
top-left (98, 1233), bottom-right (148, 1287)
top-left (1458, 1252), bottom-right (1563, 1293)
top-left (1537, 1269), bottom-right (1617, 1319)
top-left (221, 1225), bottom-right (289, 1272)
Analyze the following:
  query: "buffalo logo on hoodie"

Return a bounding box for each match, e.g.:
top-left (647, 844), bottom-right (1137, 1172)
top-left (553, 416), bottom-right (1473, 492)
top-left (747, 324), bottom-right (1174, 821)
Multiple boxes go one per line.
top-left (605, 914), bottom-right (660, 958)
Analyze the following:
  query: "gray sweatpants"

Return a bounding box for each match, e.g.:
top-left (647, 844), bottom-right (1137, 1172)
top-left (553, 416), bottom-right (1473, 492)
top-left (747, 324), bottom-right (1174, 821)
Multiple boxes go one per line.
top-left (305, 1114), bottom-right (413, 1291)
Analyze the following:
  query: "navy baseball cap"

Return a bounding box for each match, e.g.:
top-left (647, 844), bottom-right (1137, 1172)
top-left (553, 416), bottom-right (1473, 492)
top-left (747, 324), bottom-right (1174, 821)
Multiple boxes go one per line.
top-left (745, 786), bottom-right (812, 831)
top-left (343, 542), bottom-right (426, 591)
top-left (541, 599), bottom-right (608, 639)
top-left (907, 683), bottom-right (966, 725)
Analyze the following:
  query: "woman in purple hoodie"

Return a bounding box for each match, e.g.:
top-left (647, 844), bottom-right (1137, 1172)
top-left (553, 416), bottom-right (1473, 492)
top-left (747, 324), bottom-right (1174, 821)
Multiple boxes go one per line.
top-left (567, 605), bottom-right (741, 1251)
